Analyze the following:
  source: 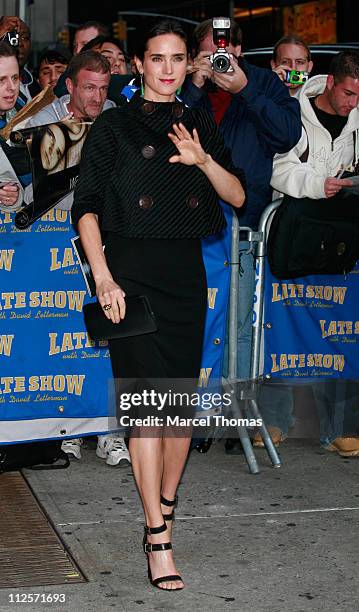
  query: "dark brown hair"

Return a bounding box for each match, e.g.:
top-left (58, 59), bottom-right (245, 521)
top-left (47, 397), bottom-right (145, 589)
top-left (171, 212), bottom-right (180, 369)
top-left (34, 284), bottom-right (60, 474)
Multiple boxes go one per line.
top-left (135, 19), bottom-right (188, 62)
top-left (81, 35), bottom-right (126, 57)
top-left (330, 50), bottom-right (359, 83)
top-left (67, 50), bottom-right (110, 82)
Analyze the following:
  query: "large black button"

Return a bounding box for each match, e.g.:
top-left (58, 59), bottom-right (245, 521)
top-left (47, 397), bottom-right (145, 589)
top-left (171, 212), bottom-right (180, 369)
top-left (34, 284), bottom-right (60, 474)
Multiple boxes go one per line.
top-left (187, 195), bottom-right (199, 209)
top-left (172, 103), bottom-right (184, 118)
top-left (142, 145), bottom-right (156, 159)
top-left (142, 101), bottom-right (155, 114)
top-left (139, 194), bottom-right (153, 209)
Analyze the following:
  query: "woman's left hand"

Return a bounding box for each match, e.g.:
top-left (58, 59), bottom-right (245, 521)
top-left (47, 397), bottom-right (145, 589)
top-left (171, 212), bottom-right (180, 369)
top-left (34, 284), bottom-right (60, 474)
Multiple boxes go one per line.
top-left (168, 123), bottom-right (208, 166)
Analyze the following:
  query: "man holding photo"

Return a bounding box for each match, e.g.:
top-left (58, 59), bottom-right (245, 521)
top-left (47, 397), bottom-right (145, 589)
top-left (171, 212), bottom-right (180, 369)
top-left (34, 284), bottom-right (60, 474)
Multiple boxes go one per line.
top-left (26, 50), bottom-right (130, 467)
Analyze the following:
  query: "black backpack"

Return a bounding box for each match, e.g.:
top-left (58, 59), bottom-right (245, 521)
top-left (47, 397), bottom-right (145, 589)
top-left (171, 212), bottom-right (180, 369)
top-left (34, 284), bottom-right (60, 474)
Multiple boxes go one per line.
top-left (267, 192), bottom-right (359, 279)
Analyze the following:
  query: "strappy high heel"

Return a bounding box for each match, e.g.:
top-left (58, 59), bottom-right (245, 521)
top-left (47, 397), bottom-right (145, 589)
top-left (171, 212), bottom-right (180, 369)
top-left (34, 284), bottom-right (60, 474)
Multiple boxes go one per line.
top-left (143, 522), bottom-right (184, 590)
top-left (161, 494), bottom-right (178, 522)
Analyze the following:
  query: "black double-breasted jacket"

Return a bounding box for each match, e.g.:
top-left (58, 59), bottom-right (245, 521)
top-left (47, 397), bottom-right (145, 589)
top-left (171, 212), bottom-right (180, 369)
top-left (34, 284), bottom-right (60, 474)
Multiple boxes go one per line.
top-left (72, 92), bottom-right (244, 239)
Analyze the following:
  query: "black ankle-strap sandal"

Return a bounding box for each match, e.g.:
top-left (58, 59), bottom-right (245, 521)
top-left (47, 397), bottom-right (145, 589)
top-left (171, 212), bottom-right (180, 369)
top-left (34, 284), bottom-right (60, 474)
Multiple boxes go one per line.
top-left (160, 494), bottom-right (178, 521)
top-left (143, 522), bottom-right (183, 590)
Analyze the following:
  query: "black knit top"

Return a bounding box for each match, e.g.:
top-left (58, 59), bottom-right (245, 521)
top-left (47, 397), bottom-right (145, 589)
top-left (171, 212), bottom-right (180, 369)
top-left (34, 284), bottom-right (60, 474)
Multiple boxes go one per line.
top-left (72, 92), bottom-right (245, 239)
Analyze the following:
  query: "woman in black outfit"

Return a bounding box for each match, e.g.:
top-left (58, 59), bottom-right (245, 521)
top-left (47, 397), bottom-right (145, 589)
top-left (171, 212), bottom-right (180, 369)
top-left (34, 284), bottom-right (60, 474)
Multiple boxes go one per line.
top-left (72, 20), bottom-right (245, 591)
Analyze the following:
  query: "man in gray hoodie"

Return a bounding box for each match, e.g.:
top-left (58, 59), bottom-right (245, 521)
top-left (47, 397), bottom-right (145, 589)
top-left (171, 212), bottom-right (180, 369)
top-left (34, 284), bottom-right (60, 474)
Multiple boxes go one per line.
top-left (27, 50), bottom-right (114, 128)
top-left (25, 50), bottom-right (115, 212)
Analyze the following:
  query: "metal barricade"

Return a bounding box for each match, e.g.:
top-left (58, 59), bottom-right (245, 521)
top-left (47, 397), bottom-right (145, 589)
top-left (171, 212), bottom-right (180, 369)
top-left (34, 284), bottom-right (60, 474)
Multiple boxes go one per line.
top-left (223, 199), bottom-right (283, 474)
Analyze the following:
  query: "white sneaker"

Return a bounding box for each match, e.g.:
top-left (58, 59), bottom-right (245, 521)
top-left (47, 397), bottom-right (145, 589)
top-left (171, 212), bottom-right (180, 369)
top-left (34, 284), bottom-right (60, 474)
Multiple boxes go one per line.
top-left (61, 438), bottom-right (83, 460)
top-left (96, 435), bottom-right (131, 467)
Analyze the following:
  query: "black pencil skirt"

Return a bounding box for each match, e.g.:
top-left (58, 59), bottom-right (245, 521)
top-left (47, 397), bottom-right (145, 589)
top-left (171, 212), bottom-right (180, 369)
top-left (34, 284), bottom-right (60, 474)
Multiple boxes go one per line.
top-left (105, 234), bottom-right (207, 383)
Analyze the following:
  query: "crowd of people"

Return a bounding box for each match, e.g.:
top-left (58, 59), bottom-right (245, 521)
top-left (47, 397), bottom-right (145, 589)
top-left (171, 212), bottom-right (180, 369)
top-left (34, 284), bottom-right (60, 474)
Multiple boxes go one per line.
top-left (1, 13), bottom-right (359, 590)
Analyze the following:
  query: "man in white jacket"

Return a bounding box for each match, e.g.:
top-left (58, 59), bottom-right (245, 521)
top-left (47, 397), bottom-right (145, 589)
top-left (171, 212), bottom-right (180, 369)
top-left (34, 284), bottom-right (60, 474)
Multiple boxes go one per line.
top-left (271, 51), bottom-right (359, 198)
top-left (270, 51), bottom-right (359, 456)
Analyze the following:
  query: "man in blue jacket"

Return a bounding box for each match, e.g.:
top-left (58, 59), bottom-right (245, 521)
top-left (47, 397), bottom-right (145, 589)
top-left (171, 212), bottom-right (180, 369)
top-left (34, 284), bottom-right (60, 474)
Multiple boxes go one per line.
top-left (183, 19), bottom-right (301, 452)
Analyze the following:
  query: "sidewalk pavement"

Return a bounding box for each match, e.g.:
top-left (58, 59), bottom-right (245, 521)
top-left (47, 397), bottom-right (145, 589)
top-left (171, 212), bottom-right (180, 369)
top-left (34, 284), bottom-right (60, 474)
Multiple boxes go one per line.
top-left (0, 438), bottom-right (358, 612)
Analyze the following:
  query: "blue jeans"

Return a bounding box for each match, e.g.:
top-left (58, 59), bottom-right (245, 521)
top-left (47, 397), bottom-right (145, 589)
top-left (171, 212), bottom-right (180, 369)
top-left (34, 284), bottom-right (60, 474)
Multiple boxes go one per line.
top-left (313, 380), bottom-right (359, 445)
top-left (224, 241), bottom-right (294, 435)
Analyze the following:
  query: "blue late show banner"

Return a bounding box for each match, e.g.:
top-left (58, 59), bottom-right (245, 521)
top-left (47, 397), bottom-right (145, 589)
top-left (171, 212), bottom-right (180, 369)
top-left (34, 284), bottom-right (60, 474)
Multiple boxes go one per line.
top-left (262, 259), bottom-right (359, 381)
top-left (0, 204), bottom-right (233, 444)
top-left (0, 208), bottom-right (115, 444)
top-left (2, 195), bottom-right (358, 444)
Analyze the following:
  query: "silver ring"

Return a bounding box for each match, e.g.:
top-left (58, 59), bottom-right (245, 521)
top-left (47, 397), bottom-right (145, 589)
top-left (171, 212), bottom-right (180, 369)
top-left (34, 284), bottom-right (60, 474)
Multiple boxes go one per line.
top-left (103, 304), bottom-right (112, 311)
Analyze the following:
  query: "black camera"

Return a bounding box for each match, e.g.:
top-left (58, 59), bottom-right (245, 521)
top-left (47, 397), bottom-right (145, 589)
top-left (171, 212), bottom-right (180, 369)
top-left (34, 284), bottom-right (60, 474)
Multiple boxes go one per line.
top-left (209, 17), bottom-right (233, 73)
top-left (6, 30), bottom-right (19, 46)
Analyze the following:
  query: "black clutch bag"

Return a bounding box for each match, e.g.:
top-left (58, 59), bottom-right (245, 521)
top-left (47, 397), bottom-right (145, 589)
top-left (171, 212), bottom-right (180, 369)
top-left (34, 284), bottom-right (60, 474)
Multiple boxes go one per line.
top-left (83, 295), bottom-right (158, 341)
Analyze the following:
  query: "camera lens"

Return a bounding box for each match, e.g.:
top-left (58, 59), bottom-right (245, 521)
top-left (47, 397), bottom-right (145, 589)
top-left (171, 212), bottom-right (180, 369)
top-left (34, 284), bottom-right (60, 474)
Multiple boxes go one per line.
top-left (213, 54), bottom-right (230, 73)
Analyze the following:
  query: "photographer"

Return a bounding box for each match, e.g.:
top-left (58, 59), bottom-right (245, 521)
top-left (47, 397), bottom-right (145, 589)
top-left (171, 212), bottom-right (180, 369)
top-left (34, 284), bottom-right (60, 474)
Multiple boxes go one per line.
top-left (182, 18), bottom-right (301, 452)
top-left (271, 35), bottom-right (313, 98)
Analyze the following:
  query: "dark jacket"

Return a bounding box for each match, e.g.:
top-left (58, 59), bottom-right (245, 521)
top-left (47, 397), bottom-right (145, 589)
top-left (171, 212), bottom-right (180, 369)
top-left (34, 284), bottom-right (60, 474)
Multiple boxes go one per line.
top-left (72, 92), bottom-right (245, 239)
top-left (182, 60), bottom-right (301, 229)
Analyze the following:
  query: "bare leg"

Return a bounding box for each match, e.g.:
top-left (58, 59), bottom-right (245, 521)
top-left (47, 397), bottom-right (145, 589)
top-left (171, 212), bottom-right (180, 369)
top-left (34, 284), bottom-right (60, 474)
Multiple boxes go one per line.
top-left (129, 432), bottom-right (185, 590)
top-left (161, 431), bottom-right (192, 539)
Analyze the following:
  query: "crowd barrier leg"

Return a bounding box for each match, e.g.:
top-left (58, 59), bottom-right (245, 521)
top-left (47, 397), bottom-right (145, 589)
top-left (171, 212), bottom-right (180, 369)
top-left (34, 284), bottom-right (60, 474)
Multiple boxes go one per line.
top-left (246, 384), bottom-right (281, 468)
top-left (222, 379), bottom-right (260, 474)
top-left (224, 204), bottom-right (283, 472)
top-left (225, 213), bottom-right (259, 473)
top-left (250, 200), bottom-right (284, 469)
